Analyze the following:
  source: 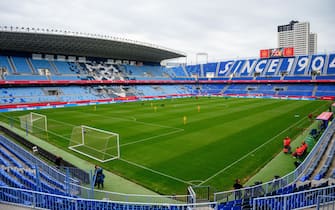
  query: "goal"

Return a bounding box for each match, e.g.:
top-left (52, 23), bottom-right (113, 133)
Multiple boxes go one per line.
top-left (19, 112), bottom-right (48, 133)
top-left (69, 125), bottom-right (120, 162)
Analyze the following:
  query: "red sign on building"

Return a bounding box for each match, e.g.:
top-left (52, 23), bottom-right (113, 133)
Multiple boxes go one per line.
top-left (260, 49), bottom-right (270, 58)
top-left (283, 47), bottom-right (294, 57)
top-left (259, 47), bottom-right (294, 58)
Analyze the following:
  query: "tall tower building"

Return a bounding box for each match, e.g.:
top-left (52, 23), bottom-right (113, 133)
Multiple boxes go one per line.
top-left (309, 33), bottom-right (317, 55)
top-left (278, 21), bottom-right (317, 55)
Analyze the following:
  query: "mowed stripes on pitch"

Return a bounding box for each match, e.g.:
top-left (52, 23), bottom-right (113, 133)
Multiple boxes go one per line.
top-left (1, 98), bottom-right (329, 194)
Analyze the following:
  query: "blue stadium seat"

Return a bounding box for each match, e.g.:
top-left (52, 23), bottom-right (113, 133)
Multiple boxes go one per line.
top-left (5, 75), bottom-right (48, 80)
top-left (0, 55), bottom-right (14, 73)
top-left (11, 56), bottom-right (33, 74)
top-left (31, 59), bottom-right (56, 74)
top-left (185, 64), bottom-right (201, 77)
top-left (0, 149), bottom-right (23, 168)
top-left (53, 61), bottom-right (76, 74)
top-left (9, 168), bottom-right (37, 190)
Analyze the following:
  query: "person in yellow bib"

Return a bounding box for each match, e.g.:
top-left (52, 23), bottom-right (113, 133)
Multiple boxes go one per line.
top-left (183, 116), bottom-right (187, 125)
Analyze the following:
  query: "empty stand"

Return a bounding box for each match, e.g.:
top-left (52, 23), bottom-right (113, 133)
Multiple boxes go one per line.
top-left (0, 135), bottom-right (80, 197)
top-left (136, 85), bottom-right (188, 96)
top-left (51, 61), bottom-right (82, 78)
top-left (1, 53), bottom-right (335, 84)
top-left (278, 84), bottom-right (314, 97)
top-left (315, 84), bottom-right (335, 97)
top-left (1, 52), bottom-right (335, 210)
top-left (0, 86), bottom-right (103, 104)
top-left (30, 59), bottom-right (56, 74)
top-left (0, 56), bottom-right (14, 74)
top-left (203, 63), bottom-right (217, 77)
top-left (185, 65), bottom-right (201, 77)
top-left (5, 75), bottom-right (48, 81)
top-left (224, 84), bottom-right (248, 95)
top-left (171, 66), bottom-right (187, 77)
top-left (50, 75), bottom-right (80, 80)
top-left (11, 57), bottom-right (33, 74)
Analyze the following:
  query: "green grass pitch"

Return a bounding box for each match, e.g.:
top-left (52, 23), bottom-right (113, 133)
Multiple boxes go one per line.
top-left (0, 97), bottom-right (331, 195)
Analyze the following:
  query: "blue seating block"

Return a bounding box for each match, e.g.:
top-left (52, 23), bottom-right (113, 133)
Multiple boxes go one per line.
top-left (0, 149), bottom-right (23, 168)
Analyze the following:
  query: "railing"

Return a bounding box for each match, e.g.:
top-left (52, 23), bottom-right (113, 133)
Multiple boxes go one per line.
top-left (0, 120), bottom-right (90, 184)
top-left (0, 186), bottom-right (217, 210)
top-left (316, 195), bottom-right (335, 210)
top-left (1, 110), bottom-right (334, 205)
top-left (71, 182), bottom-right (190, 204)
top-left (214, 120), bottom-right (335, 203)
top-left (0, 130), bottom-right (192, 204)
top-left (294, 121), bottom-right (335, 179)
top-left (187, 186), bottom-right (196, 203)
top-left (0, 134), bottom-right (80, 186)
top-left (252, 185), bottom-right (335, 210)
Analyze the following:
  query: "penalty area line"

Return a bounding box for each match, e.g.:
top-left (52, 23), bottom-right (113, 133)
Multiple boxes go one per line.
top-left (48, 118), bottom-right (78, 128)
top-left (119, 129), bottom-right (184, 147)
top-left (119, 158), bottom-right (192, 185)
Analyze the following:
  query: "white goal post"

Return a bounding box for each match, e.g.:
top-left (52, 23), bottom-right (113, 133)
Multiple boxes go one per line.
top-left (19, 112), bottom-right (48, 133)
top-left (69, 125), bottom-right (120, 162)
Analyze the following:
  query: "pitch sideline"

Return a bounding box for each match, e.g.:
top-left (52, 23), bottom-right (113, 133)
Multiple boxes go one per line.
top-left (198, 104), bottom-right (329, 186)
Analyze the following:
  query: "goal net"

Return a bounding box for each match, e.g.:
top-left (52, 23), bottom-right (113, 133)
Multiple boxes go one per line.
top-left (19, 112), bottom-right (48, 134)
top-left (69, 125), bottom-right (120, 162)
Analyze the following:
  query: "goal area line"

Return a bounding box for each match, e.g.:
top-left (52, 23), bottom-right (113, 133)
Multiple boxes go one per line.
top-left (68, 145), bottom-right (118, 163)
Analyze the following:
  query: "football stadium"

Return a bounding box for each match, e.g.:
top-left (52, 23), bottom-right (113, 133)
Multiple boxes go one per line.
top-left (0, 18), bottom-right (335, 210)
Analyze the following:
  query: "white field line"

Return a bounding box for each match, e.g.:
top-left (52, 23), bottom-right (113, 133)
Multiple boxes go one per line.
top-left (119, 158), bottom-right (192, 185)
top-left (48, 118), bottom-right (78, 127)
top-left (198, 112), bottom-right (320, 186)
top-left (70, 143), bottom-right (114, 159)
top-left (163, 97), bottom-right (254, 108)
top-left (46, 129), bottom-right (72, 141)
top-left (50, 116), bottom-right (189, 184)
top-left (49, 114), bottom-right (184, 149)
top-left (99, 115), bottom-right (137, 122)
top-left (126, 120), bottom-right (184, 131)
top-left (108, 114), bottom-right (183, 131)
top-left (69, 146), bottom-right (116, 162)
top-left (0, 114), bottom-right (72, 141)
top-left (119, 129), bottom-right (184, 148)
top-left (48, 115), bottom-right (184, 148)
top-left (70, 109), bottom-right (182, 131)
top-left (67, 134), bottom-right (192, 184)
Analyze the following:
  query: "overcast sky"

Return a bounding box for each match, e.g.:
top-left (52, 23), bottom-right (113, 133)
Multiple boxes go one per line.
top-left (1, 0), bottom-right (334, 63)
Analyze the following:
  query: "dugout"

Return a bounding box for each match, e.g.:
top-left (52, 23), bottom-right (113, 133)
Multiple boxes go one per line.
top-left (316, 112), bottom-right (333, 130)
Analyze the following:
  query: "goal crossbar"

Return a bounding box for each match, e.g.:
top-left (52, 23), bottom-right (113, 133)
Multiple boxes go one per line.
top-left (80, 125), bottom-right (119, 136)
top-left (69, 125), bottom-right (120, 162)
top-left (19, 112), bottom-right (48, 133)
top-left (30, 112), bottom-right (48, 132)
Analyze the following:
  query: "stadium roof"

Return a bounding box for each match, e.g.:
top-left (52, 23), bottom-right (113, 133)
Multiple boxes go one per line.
top-left (0, 26), bottom-right (186, 63)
